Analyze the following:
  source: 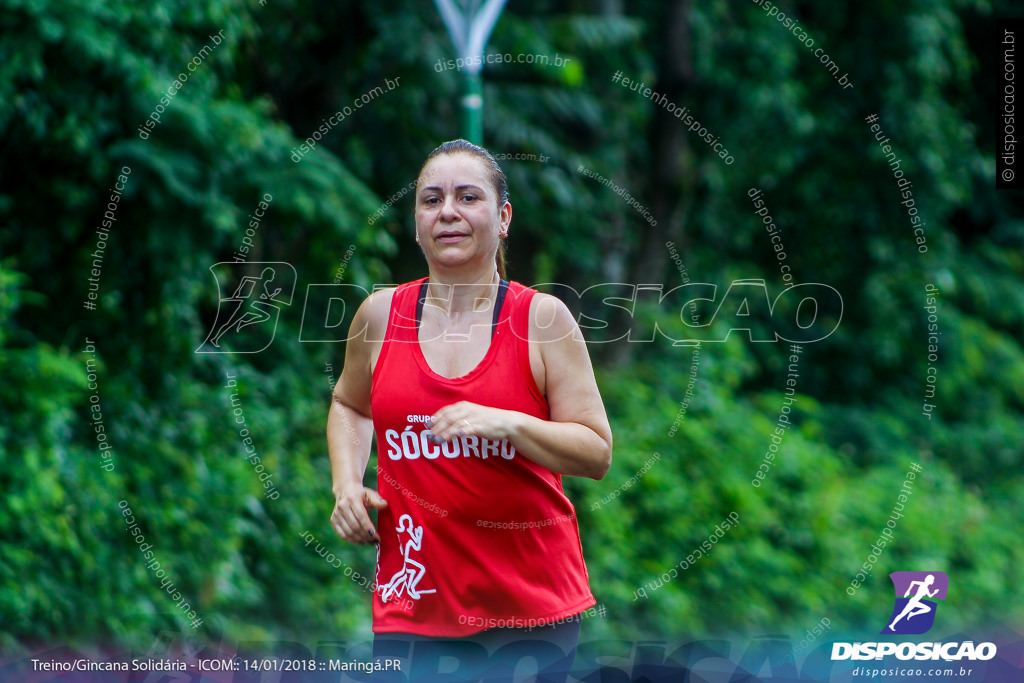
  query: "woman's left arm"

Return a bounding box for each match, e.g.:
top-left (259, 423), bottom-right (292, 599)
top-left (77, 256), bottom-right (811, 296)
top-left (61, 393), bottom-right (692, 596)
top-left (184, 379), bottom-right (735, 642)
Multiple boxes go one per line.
top-left (426, 293), bottom-right (612, 479)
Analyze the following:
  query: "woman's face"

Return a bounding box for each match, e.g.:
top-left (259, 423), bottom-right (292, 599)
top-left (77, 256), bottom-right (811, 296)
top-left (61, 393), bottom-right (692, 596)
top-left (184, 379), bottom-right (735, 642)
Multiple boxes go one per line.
top-left (414, 153), bottom-right (511, 274)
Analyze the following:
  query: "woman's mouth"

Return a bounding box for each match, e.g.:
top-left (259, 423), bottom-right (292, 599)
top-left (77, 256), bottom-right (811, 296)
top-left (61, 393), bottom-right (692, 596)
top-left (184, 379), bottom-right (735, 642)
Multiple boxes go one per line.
top-left (436, 231), bottom-right (469, 244)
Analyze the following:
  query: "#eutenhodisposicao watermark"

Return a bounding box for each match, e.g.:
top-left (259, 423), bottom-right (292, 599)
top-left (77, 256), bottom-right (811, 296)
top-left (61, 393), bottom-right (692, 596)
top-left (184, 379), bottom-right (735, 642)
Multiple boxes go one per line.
top-left (576, 163), bottom-right (658, 227)
top-left (118, 499), bottom-right (204, 629)
top-left (845, 463), bottom-right (923, 596)
top-left (612, 71), bottom-right (734, 166)
top-left (82, 167), bottom-right (131, 311)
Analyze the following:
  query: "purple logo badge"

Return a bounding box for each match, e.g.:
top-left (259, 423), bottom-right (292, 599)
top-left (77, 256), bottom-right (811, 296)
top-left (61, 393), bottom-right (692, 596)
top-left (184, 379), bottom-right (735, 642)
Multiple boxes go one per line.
top-left (881, 571), bottom-right (949, 635)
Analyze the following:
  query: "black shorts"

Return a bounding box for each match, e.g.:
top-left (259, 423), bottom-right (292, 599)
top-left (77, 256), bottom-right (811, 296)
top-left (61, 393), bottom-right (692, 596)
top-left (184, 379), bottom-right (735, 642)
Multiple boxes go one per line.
top-left (371, 619), bottom-right (581, 683)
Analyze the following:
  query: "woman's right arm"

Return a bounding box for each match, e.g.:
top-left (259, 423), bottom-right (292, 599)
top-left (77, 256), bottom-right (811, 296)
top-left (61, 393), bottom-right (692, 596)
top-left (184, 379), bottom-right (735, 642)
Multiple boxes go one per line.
top-left (327, 288), bottom-right (394, 544)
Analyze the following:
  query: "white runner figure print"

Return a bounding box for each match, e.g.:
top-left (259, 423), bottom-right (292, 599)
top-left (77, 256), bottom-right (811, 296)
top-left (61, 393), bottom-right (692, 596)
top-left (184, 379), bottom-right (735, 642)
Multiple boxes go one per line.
top-left (378, 514), bottom-right (437, 603)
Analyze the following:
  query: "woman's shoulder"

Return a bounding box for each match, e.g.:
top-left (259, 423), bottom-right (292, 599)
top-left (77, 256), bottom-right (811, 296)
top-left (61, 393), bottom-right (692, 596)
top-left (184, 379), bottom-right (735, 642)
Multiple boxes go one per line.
top-left (354, 278), bottom-right (427, 336)
top-left (515, 285), bottom-right (582, 345)
top-left (359, 285), bottom-right (397, 312)
top-left (352, 287), bottom-right (396, 341)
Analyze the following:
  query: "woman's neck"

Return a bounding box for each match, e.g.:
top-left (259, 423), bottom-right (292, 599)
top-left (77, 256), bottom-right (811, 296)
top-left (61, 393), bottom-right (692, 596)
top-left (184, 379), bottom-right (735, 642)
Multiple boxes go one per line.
top-left (424, 267), bottom-right (500, 316)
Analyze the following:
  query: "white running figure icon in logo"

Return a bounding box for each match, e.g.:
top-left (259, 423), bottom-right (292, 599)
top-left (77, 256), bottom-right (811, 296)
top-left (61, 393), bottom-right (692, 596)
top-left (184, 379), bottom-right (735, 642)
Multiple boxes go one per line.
top-left (209, 267), bottom-right (284, 347)
top-left (887, 573), bottom-right (939, 631)
top-left (378, 514), bottom-right (436, 604)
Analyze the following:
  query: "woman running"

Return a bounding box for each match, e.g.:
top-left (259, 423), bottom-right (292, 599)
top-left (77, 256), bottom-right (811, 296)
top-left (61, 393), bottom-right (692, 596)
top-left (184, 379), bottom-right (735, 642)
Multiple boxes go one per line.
top-left (327, 139), bottom-right (612, 682)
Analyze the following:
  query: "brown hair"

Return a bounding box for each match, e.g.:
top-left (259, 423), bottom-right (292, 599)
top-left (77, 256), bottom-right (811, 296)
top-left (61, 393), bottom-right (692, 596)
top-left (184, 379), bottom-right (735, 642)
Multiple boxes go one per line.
top-left (418, 139), bottom-right (509, 279)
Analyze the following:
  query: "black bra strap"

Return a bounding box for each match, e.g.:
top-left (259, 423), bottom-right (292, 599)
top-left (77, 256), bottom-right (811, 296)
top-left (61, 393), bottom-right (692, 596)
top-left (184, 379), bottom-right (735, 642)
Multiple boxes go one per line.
top-left (415, 279), bottom-right (429, 330)
top-left (416, 278), bottom-right (509, 339)
top-left (492, 279), bottom-right (509, 334)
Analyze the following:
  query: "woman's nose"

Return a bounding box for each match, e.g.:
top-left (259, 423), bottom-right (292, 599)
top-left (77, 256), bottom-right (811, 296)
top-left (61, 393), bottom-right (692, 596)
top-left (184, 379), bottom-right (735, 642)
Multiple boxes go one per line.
top-left (439, 194), bottom-right (460, 219)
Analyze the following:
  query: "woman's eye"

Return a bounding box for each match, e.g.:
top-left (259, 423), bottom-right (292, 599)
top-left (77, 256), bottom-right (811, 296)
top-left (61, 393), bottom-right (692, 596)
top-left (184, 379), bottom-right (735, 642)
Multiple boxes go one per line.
top-left (461, 194), bottom-right (477, 202)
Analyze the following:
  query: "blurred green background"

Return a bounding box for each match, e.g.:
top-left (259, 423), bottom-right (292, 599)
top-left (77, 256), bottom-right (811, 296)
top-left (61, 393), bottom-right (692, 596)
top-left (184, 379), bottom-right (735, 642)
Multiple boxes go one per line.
top-left (1, 0), bottom-right (1022, 662)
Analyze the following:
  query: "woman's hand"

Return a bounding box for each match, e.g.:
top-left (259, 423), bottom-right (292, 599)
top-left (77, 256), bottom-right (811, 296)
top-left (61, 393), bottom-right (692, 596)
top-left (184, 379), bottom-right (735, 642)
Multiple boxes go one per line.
top-left (423, 401), bottom-right (519, 444)
top-left (331, 486), bottom-right (388, 544)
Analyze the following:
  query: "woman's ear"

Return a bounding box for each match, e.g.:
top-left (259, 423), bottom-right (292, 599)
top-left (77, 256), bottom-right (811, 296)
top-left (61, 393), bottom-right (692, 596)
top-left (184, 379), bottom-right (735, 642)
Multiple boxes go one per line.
top-left (499, 201), bottom-right (512, 237)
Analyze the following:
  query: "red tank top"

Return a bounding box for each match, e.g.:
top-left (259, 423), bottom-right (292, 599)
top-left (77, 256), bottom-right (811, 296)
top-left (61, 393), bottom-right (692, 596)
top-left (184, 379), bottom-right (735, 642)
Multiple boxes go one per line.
top-left (369, 277), bottom-right (596, 636)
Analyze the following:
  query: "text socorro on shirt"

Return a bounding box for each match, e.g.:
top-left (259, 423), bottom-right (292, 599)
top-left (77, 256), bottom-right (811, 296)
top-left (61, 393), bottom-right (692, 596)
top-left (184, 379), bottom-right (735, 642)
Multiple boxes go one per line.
top-left (383, 414), bottom-right (516, 462)
top-left (382, 428), bottom-right (516, 461)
